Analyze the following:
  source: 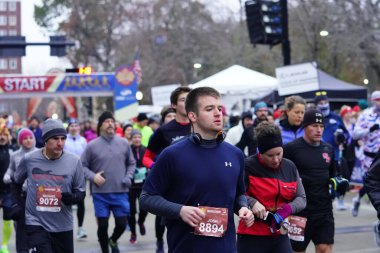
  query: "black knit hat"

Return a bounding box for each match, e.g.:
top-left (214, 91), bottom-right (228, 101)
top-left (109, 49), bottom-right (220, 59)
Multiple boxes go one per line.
top-left (137, 113), bottom-right (148, 122)
top-left (302, 109), bottom-right (324, 128)
top-left (97, 111), bottom-right (115, 135)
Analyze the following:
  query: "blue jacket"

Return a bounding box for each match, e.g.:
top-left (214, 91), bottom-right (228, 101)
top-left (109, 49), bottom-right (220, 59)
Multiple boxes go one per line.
top-left (278, 119), bottom-right (304, 145)
top-left (322, 112), bottom-right (349, 161)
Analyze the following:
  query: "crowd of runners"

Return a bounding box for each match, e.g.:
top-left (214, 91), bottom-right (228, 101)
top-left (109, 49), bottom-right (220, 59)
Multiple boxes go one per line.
top-left (1, 86), bottom-right (380, 253)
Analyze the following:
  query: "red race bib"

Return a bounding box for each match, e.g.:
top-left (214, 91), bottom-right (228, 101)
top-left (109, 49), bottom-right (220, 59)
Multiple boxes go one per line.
top-left (194, 206), bottom-right (228, 237)
top-left (287, 215), bottom-right (307, 241)
top-left (36, 186), bottom-right (62, 212)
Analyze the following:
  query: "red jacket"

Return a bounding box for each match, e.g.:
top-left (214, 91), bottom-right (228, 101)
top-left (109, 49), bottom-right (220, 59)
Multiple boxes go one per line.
top-left (237, 154), bottom-right (303, 236)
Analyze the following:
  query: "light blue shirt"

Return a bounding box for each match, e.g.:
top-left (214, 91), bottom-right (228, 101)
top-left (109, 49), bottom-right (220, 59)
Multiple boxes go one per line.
top-left (64, 134), bottom-right (87, 157)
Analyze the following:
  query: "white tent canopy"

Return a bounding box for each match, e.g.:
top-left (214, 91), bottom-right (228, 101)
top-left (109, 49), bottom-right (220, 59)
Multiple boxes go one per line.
top-left (191, 65), bottom-right (278, 111)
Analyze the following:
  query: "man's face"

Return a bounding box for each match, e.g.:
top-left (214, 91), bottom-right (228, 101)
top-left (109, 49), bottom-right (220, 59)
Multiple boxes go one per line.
top-left (22, 136), bottom-right (34, 149)
top-left (192, 95), bottom-right (223, 134)
top-left (45, 136), bottom-right (66, 156)
top-left (30, 119), bottom-right (39, 129)
top-left (243, 117), bottom-right (254, 128)
top-left (304, 123), bottom-right (324, 143)
top-left (138, 119), bottom-right (148, 127)
top-left (68, 123), bottom-right (80, 136)
top-left (172, 92), bottom-right (189, 118)
top-left (255, 108), bottom-right (268, 122)
top-left (101, 118), bottom-right (115, 136)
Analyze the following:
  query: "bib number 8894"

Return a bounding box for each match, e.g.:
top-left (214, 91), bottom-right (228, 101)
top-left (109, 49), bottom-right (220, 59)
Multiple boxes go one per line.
top-left (198, 222), bottom-right (224, 234)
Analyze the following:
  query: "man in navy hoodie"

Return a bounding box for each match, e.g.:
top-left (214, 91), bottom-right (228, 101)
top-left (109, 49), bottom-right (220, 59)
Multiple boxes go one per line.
top-left (140, 87), bottom-right (254, 253)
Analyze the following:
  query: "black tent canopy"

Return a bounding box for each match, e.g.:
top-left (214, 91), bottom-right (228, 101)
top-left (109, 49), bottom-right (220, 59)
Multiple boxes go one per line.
top-left (262, 69), bottom-right (368, 108)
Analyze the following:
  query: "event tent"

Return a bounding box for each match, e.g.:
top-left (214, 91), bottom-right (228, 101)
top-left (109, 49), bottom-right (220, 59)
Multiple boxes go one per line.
top-left (262, 69), bottom-right (368, 107)
top-left (190, 65), bottom-right (278, 111)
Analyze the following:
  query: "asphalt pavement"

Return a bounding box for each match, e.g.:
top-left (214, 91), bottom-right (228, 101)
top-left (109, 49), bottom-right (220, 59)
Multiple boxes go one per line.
top-left (1, 191), bottom-right (380, 253)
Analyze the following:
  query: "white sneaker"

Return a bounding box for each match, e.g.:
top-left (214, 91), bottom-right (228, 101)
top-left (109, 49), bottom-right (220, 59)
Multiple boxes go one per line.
top-left (337, 197), bottom-right (347, 211)
top-left (76, 227), bottom-right (87, 239)
top-left (351, 197), bottom-right (360, 217)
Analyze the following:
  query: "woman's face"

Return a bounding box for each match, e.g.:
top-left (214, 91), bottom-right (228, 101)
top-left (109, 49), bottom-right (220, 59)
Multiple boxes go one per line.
top-left (286, 103), bottom-right (305, 126)
top-left (124, 126), bottom-right (133, 140)
top-left (261, 147), bottom-right (283, 169)
top-left (164, 112), bottom-right (176, 124)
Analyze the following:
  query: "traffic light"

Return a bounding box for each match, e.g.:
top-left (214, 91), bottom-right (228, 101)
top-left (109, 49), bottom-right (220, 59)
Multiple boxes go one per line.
top-left (0, 36), bottom-right (26, 57)
top-left (65, 66), bottom-right (93, 75)
top-left (245, 0), bottom-right (284, 46)
top-left (50, 36), bottom-right (67, 57)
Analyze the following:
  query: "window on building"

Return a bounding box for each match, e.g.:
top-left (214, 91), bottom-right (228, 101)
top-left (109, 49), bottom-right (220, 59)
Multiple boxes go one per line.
top-left (0, 29), bottom-right (7, 36)
top-left (0, 3), bottom-right (7, 11)
top-left (0, 15), bottom-right (7, 25)
top-left (8, 29), bottom-right (17, 36)
top-left (0, 59), bottom-right (8, 70)
top-left (9, 59), bottom-right (17, 70)
top-left (9, 2), bottom-right (16, 12)
top-left (9, 16), bottom-right (16, 26)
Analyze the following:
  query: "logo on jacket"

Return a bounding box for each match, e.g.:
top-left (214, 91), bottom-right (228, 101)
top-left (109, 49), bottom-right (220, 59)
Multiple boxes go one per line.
top-left (322, 153), bottom-right (331, 163)
top-left (225, 162), bottom-right (232, 167)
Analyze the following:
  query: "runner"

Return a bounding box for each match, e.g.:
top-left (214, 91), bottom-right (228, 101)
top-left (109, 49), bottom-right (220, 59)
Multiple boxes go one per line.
top-left (13, 119), bottom-right (86, 253)
top-left (140, 87), bottom-right (254, 253)
top-left (283, 109), bottom-right (336, 253)
top-left (81, 111), bottom-right (136, 253)
top-left (237, 121), bottom-right (306, 253)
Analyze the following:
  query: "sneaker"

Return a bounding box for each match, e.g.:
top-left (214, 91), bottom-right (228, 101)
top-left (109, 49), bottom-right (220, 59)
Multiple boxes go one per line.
top-left (156, 240), bottom-right (164, 253)
top-left (337, 197), bottom-right (347, 211)
top-left (0, 246), bottom-right (9, 253)
top-left (374, 221), bottom-right (380, 247)
top-left (139, 223), bottom-right (146, 235)
top-left (109, 239), bottom-right (120, 253)
top-left (76, 227), bottom-right (87, 239)
top-left (130, 233), bottom-right (137, 244)
top-left (351, 198), bottom-right (360, 217)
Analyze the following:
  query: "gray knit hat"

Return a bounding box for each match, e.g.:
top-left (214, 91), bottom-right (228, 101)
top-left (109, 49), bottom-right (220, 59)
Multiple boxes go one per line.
top-left (42, 119), bottom-right (67, 142)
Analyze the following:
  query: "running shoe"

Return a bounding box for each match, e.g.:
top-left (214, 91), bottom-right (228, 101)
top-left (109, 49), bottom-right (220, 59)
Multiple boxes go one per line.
top-left (139, 223), bottom-right (146, 235)
top-left (130, 234), bottom-right (137, 244)
top-left (76, 227), bottom-right (87, 239)
top-left (351, 197), bottom-right (360, 217)
top-left (156, 240), bottom-right (164, 253)
top-left (337, 197), bottom-right (347, 211)
top-left (109, 239), bottom-right (120, 253)
top-left (374, 221), bottom-right (380, 247)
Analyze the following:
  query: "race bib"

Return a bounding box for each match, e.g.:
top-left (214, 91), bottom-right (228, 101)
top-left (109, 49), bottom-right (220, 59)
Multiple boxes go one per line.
top-left (36, 186), bottom-right (62, 212)
top-left (194, 206), bottom-right (228, 237)
top-left (287, 215), bottom-right (307, 241)
top-left (134, 167), bottom-right (147, 183)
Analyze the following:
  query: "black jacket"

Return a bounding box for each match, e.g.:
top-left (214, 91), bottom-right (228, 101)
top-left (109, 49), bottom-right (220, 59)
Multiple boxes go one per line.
top-left (364, 152), bottom-right (380, 219)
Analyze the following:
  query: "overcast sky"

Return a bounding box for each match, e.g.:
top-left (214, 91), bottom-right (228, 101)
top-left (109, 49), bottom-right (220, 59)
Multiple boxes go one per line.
top-left (21, 0), bottom-right (241, 76)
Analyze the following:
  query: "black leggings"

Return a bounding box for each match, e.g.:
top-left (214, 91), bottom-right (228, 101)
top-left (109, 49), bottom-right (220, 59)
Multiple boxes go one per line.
top-left (155, 215), bottom-right (165, 242)
top-left (237, 234), bottom-right (292, 253)
top-left (77, 199), bottom-right (85, 227)
top-left (127, 187), bottom-right (148, 235)
top-left (97, 216), bottom-right (127, 253)
top-left (26, 225), bottom-right (73, 253)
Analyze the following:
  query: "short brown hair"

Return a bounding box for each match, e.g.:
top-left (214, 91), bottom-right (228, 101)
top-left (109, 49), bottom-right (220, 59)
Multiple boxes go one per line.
top-left (170, 86), bottom-right (191, 105)
top-left (185, 87), bottom-right (220, 115)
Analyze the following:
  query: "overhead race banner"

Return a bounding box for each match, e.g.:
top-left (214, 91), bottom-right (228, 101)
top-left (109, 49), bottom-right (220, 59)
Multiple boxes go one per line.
top-left (0, 72), bottom-right (138, 122)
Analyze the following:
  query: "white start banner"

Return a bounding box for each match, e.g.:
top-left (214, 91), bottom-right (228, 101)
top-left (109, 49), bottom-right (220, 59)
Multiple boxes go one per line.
top-left (276, 62), bottom-right (319, 96)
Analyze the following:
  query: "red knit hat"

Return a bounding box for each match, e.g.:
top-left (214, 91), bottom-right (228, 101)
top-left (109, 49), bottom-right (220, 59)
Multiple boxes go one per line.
top-left (340, 106), bottom-right (352, 118)
top-left (18, 128), bottom-right (34, 144)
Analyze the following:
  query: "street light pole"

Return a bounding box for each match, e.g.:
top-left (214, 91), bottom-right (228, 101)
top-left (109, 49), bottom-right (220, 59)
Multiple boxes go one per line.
top-left (281, 0), bottom-right (291, 66)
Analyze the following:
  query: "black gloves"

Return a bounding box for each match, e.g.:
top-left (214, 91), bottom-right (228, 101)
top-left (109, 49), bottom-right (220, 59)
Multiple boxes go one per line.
top-left (370, 124), bottom-right (380, 133)
top-left (329, 176), bottom-right (349, 199)
top-left (61, 190), bottom-right (86, 206)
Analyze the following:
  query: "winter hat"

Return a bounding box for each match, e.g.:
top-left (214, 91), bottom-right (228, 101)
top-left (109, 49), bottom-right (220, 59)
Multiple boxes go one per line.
top-left (18, 128), bottom-right (34, 144)
top-left (314, 92), bottom-right (329, 105)
top-left (137, 113), bottom-right (148, 122)
top-left (358, 99), bottom-right (368, 110)
top-left (68, 118), bottom-right (79, 127)
top-left (42, 119), bottom-right (67, 142)
top-left (371, 91), bottom-right (380, 101)
top-left (97, 111), bottom-right (115, 135)
top-left (340, 106), bottom-right (352, 118)
top-left (241, 111), bottom-right (253, 121)
top-left (130, 129), bottom-right (141, 139)
top-left (254, 101), bottom-right (268, 112)
top-left (302, 109), bottom-right (324, 128)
